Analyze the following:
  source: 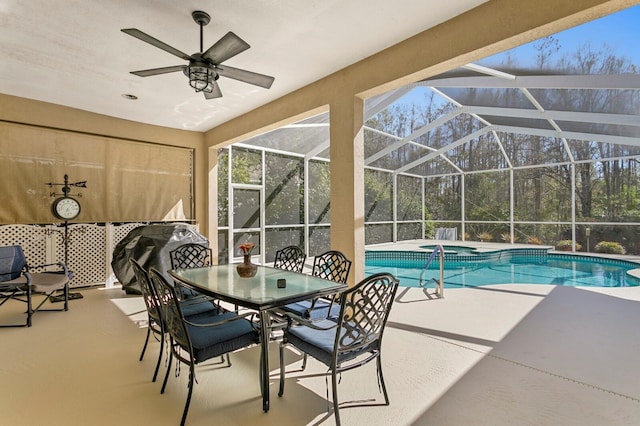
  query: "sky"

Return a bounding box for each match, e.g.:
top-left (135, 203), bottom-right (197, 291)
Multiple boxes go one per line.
top-left (394, 5), bottom-right (640, 109)
top-left (480, 4), bottom-right (640, 68)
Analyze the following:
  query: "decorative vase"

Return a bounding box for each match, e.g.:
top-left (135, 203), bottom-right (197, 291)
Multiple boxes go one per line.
top-left (236, 254), bottom-right (257, 277)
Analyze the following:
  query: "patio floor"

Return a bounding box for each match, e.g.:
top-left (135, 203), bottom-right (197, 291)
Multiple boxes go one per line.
top-left (2, 248), bottom-right (640, 425)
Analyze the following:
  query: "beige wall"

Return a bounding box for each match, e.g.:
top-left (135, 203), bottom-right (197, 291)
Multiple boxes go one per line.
top-left (0, 94), bottom-right (208, 231)
top-left (204, 0), bottom-right (634, 283)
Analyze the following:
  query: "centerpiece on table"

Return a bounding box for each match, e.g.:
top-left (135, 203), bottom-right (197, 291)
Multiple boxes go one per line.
top-left (236, 242), bottom-right (257, 277)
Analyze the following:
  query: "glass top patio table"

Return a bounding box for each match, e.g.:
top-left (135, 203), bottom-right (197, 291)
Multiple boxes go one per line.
top-left (168, 264), bottom-right (347, 412)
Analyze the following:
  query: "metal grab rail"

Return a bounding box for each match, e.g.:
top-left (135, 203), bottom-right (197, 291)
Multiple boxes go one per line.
top-left (418, 244), bottom-right (444, 298)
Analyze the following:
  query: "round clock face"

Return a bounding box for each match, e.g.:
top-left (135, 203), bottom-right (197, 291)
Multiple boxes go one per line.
top-left (52, 197), bottom-right (81, 220)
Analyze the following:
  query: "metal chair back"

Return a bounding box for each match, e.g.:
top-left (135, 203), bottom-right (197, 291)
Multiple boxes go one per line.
top-left (334, 272), bottom-right (399, 358)
top-left (311, 250), bottom-right (351, 284)
top-left (170, 243), bottom-right (212, 269)
top-left (274, 245), bottom-right (306, 273)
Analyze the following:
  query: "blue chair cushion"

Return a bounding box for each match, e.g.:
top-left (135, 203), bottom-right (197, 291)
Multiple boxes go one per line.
top-left (180, 298), bottom-right (221, 318)
top-left (281, 298), bottom-right (340, 320)
top-left (186, 312), bottom-right (258, 363)
top-left (0, 246), bottom-right (26, 282)
top-left (178, 286), bottom-right (201, 299)
top-left (287, 319), bottom-right (378, 366)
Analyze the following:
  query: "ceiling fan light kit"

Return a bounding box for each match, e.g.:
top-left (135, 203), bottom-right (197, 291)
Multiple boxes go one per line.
top-left (184, 60), bottom-right (218, 93)
top-left (121, 10), bottom-right (274, 99)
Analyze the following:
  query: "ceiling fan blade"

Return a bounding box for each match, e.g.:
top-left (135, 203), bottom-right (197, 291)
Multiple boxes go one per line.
top-left (202, 32), bottom-right (250, 64)
top-left (216, 64), bottom-right (274, 89)
top-left (130, 65), bottom-right (186, 77)
top-left (204, 84), bottom-right (223, 99)
top-left (121, 28), bottom-right (191, 61)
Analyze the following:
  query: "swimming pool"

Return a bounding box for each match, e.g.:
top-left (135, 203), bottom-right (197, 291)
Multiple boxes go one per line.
top-left (365, 248), bottom-right (640, 288)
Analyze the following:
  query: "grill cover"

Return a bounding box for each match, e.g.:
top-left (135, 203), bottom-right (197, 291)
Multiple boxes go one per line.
top-left (111, 224), bottom-right (208, 294)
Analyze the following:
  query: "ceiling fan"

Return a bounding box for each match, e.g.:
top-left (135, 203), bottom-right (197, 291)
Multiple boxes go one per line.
top-left (121, 10), bottom-right (274, 99)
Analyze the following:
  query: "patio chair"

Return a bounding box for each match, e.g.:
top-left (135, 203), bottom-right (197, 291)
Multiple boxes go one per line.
top-left (169, 243), bottom-right (220, 305)
top-left (0, 245), bottom-right (70, 327)
top-left (278, 272), bottom-right (399, 425)
top-left (130, 258), bottom-right (166, 382)
top-left (148, 267), bottom-right (259, 426)
top-left (131, 258), bottom-right (225, 384)
top-left (273, 245), bottom-right (306, 273)
top-left (169, 243), bottom-right (212, 270)
top-left (275, 250), bottom-right (352, 368)
top-left (280, 250), bottom-right (351, 320)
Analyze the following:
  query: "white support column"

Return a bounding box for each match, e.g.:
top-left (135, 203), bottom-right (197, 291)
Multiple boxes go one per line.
top-left (303, 156), bottom-right (310, 256)
top-left (461, 174), bottom-right (466, 241)
top-left (510, 168), bottom-right (514, 243)
top-left (260, 150), bottom-right (266, 265)
top-left (104, 223), bottom-right (115, 288)
top-left (571, 163), bottom-right (576, 251)
top-left (227, 148), bottom-right (234, 263)
top-left (421, 176), bottom-right (426, 239)
top-left (392, 173), bottom-right (398, 242)
top-left (208, 147), bottom-right (220, 264)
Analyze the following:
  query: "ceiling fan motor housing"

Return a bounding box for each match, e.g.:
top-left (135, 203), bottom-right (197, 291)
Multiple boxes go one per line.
top-left (192, 11), bottom-right (211, 26)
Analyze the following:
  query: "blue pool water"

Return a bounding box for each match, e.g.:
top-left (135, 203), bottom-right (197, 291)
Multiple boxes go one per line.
top-left (365, 249), bottom-right (640, 288)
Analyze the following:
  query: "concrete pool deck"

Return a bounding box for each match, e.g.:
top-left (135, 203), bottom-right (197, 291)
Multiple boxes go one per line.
top-left (3, 242), bottom-right (640, 425)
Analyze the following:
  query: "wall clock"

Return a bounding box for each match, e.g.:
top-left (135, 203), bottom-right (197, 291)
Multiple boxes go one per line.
top-left (51, 196), bottom-right (81, 220)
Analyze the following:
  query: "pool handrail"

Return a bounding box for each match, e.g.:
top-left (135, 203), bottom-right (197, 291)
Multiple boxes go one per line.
top-left (419, 244), bottom-right (444, 298)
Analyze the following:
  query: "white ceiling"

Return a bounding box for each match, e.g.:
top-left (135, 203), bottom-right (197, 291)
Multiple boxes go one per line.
top-left (0, 0), bottom-right (487, 132)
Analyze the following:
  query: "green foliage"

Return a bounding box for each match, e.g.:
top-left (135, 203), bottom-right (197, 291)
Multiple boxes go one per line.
top-left (231, 148), bottom-right (262, 185)
top-left (594, 241), bottom-right (626, 254)
top-left (308, 160), bottom-right (331, 224)
top-left (364, 169), bottom-right (393, 222)
top-left (423, 222), bottom-right (435, 239)
top-left (265, 153), bottom-right (304, 225)
top-left (217, 149), bottom-right (229, 227)
top-left (477, 232), bottom-right (493, 242)
top-left (500, 232), bottom-right (517, 243)
top-left (527, 236), bottom-right (542, 245)
top-left (555, 240), bottom-right (582, 251)
top-left (397, 175), bottom-right (423, 221)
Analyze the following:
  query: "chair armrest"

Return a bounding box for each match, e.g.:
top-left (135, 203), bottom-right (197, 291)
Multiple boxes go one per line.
top-left (184, 311), bottom-right (258, 330)
top-left (273, 308), bottom-right (339, 331)
top-left (26, 262), bottom-right (69, 276)
top-left (179, 294), bottom-right (219, 306)
top-left (309, 293), bottom-right (343, 319)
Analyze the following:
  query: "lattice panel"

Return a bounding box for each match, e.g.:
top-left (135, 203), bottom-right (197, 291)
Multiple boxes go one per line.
top-left (0, 222), bottom-right (202, 288)
top-left (112, 223), bottom-right (147, 246)
top-left (48, 224), bottom-right (107, 288)
top-left (0, 225), bottom-right (48, 265)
